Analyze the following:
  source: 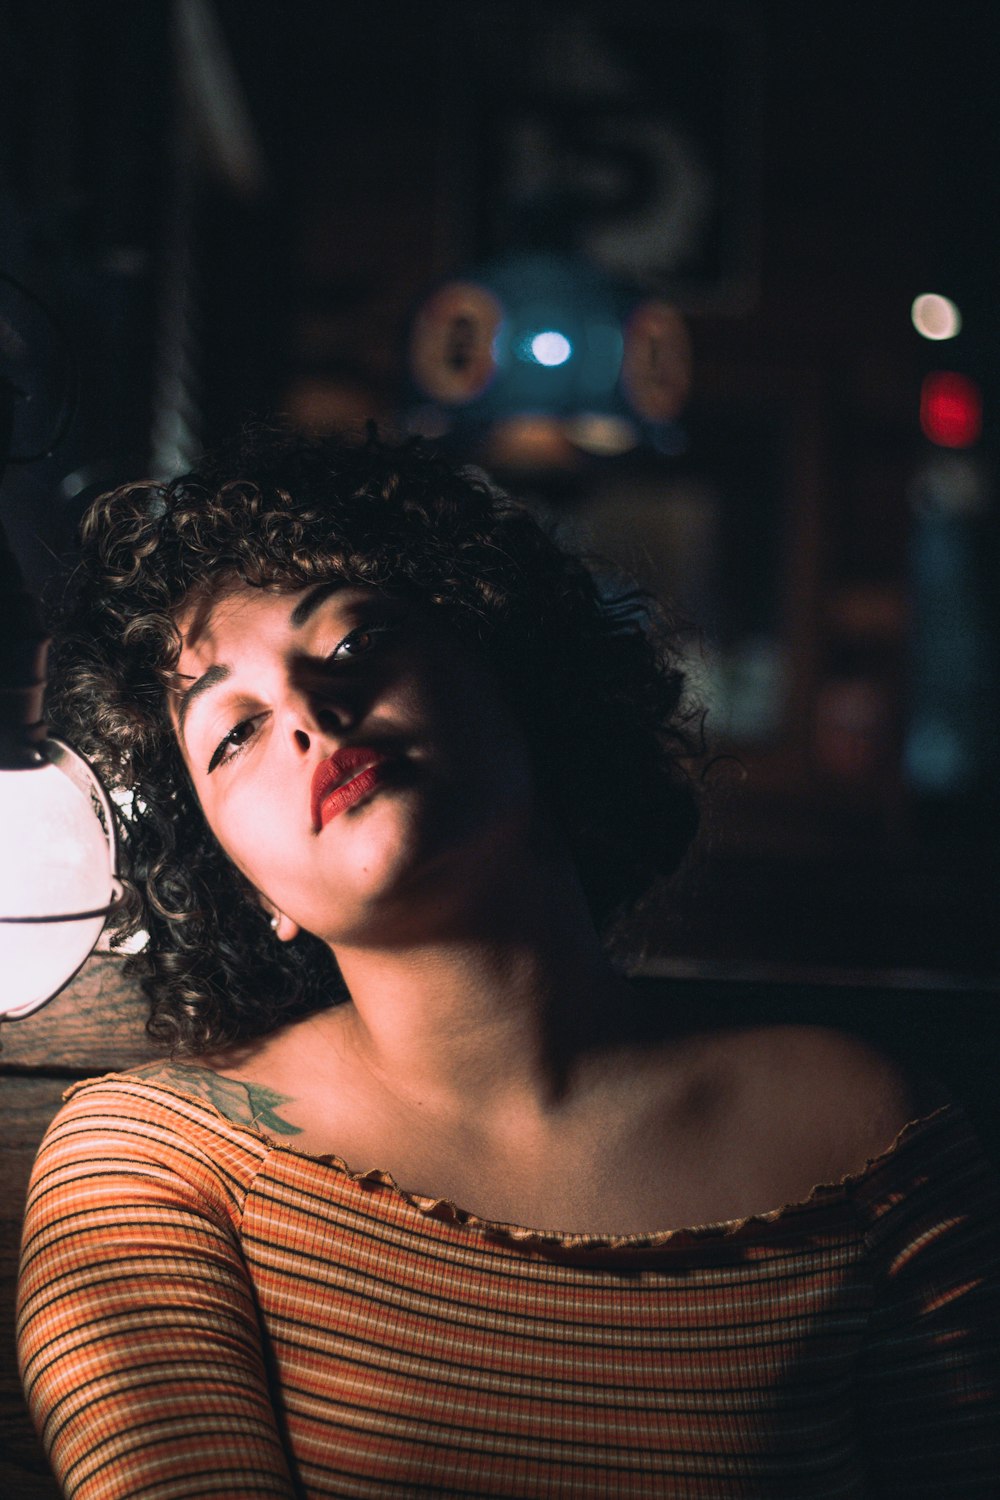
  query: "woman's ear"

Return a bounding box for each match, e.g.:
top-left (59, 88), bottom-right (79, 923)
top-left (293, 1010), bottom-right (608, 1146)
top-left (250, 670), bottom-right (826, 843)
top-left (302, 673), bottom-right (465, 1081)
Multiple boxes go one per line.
top-left (260, 899), bottom-right (300, 943)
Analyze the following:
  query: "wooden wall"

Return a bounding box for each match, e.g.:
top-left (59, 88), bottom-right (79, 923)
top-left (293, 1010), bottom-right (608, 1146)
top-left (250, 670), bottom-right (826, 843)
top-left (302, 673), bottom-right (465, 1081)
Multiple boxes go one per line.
top-left (1, 956), bottom-right (157, 1498)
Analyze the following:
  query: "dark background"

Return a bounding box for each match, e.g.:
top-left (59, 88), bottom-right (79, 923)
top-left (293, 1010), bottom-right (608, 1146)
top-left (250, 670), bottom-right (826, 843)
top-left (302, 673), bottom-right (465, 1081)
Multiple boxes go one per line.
top-left (1, 8), bottom-right (999, 1490)
top-left (2, 0), bottom-right (998, 981)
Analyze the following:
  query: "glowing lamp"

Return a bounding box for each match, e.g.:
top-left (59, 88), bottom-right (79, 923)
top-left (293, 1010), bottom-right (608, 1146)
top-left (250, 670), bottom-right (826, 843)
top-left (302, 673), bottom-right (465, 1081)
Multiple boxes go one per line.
top-left (0, 521), bottom-right (122, 1022)
top-left (405, 253), bottom-right (690, 466)
top-left (0, 303), bottom-right (122, 1020)
top-left (920, 372), bottom-right (982, 449)
top-left (0, 742), bottom-right (120, 1019)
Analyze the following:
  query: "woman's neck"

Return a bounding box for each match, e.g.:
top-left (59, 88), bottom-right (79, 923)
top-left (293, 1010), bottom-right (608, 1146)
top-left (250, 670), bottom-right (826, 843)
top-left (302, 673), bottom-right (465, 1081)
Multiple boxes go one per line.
top-left (325, 866), bottom-right (633, 1123)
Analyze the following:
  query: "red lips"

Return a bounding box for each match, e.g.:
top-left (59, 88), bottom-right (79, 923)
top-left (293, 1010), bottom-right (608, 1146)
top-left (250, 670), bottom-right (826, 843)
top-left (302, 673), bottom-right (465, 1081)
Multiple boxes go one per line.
top-left (310, 747), bottom-right (389, 831)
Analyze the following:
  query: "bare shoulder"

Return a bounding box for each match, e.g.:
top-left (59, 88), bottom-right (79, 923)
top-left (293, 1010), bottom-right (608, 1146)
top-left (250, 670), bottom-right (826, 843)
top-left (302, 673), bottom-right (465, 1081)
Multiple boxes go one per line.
top-left (744, 1024), bottom-right (925, 1171)
top-left (126, 1059), bottom-right (304, 1138)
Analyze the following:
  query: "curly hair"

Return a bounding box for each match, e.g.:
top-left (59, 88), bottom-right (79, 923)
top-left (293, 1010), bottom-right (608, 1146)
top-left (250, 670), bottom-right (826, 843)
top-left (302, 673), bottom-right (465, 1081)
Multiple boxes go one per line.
top-left (47, 427), bottom-right (701, 1055)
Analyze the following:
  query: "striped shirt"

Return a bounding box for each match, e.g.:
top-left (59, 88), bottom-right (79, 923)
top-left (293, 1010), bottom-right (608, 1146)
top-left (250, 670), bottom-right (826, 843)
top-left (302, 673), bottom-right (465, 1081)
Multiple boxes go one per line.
top-left (17, 1072), bottom-right (1000, 1498)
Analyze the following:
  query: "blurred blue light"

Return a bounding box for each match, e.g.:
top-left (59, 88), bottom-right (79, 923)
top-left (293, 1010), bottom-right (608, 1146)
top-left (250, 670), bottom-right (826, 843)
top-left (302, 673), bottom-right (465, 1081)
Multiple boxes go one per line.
top-left (903, 722), bottom-right (973, 791)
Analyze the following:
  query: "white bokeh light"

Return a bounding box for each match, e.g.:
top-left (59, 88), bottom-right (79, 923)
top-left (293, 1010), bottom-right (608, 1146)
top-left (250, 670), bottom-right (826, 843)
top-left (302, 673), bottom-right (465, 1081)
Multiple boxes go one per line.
top-left (530, 331), bottom-right (572, 366)
top-left (911, 293), bottom-right (962, 341)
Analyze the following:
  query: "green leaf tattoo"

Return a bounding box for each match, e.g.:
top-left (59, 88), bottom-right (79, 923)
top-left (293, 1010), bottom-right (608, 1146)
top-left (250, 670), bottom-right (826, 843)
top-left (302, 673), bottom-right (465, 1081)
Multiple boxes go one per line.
top-left (129, 1061), bottom-right (304, 1136)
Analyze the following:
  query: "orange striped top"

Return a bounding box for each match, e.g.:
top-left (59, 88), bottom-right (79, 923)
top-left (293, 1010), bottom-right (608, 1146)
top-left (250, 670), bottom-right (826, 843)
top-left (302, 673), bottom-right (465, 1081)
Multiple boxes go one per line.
top-left (17, 1071), bottom-right (1000, 1499)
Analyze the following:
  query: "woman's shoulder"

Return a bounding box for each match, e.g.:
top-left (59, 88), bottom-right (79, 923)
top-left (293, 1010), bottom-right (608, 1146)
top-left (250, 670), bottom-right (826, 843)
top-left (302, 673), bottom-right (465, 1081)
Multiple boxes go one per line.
top-left (742, 1021), bottom-right (923, 1133)
top-left (736, 1020), bottom-right (938, 1171)
top-left (628, 981), bottom-right (924, 1129)
top-left (35, 1062), bottom-right (276, 1179)
top-left (122, 1059), bottom-right (303, 1138)
top-left (621, 1006), bottom-right (938, 1214)
top-left (728, 1021), bottom-right (1000, 1223)
top-left (22, 1065), bottom-right (273, 1245)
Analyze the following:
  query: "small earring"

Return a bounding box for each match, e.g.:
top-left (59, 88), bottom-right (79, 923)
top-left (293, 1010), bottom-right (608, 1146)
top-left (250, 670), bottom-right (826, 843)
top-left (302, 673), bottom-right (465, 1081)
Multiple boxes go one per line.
top-left (270, 913), bottom-right (280, 932)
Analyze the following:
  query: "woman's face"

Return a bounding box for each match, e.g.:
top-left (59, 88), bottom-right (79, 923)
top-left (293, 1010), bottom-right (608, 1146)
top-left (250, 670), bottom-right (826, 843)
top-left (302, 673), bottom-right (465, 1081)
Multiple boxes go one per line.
top-left (168, 580), bottom-right (541, 948)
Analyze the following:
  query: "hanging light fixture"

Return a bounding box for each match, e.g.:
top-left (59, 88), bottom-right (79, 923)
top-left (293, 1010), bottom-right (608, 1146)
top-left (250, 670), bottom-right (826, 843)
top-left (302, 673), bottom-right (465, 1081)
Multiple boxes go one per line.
top-left (0, 509), bottom-right (122, 1021)
top-left (0, 294), bottom-right (122, 1022)
top-left (405, 252), bottom-right (691, 469)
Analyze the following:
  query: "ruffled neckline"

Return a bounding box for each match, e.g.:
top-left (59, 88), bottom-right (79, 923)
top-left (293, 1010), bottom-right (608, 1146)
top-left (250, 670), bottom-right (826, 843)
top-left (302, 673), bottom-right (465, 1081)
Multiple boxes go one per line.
top-left (290, 1102), bottom-right (957, 1254)
top-left (67, 1070), bottom-right (962, 1256)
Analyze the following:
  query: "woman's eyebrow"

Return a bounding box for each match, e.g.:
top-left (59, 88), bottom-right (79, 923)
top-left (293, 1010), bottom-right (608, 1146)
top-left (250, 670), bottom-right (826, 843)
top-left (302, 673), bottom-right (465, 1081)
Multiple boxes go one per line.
top-left (175, 585), bottom-right (356, 744)
top-left (288, 580), bottom-right (351, 628)
top-left (175, 662), bottom-right (232, 744)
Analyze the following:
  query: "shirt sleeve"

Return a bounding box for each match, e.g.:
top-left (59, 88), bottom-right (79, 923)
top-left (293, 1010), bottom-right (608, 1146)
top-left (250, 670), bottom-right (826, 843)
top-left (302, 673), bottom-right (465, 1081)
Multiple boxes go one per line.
top-left (857, 1107), bottom-right (1000, 1496)
top-left (16, 1079), bottom-right (300, 1500)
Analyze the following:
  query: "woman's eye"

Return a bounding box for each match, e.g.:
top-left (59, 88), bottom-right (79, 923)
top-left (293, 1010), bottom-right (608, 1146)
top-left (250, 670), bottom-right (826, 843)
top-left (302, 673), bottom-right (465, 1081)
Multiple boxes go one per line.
top-left (328, 622), bottom-right (393, 661)
top-left (207, 715), bottom-right (264, 774)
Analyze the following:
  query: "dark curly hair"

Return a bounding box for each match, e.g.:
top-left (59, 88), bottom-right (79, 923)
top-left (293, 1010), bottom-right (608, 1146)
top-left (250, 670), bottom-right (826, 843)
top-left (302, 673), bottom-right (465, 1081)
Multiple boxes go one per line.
top-left (47, 427), bottom-right (701, 1055)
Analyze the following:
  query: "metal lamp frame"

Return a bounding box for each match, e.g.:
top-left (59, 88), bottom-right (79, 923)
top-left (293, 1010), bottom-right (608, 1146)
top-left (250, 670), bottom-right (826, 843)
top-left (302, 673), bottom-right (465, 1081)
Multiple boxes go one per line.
top-left (0, 737), bottom-right (125, 1020)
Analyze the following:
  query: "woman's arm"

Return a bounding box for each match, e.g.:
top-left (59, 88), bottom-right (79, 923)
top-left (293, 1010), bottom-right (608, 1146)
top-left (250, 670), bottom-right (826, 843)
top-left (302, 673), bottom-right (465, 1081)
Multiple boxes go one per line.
top-left (17, 1084), bottom-right (300, 1500)
top-left (857, 1108), bottom-right (1000, 1495)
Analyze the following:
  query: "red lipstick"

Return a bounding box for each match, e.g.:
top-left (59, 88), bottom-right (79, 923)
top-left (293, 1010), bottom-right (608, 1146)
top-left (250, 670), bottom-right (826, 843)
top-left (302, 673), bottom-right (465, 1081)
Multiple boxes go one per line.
top-left (310, 748), bottom-right (390, 830)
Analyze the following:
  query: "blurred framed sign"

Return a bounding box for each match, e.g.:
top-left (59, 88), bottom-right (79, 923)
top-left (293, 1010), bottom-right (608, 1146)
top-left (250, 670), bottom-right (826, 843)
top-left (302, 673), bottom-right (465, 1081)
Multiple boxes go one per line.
top-left (443, 1), bottom-right (762, 314)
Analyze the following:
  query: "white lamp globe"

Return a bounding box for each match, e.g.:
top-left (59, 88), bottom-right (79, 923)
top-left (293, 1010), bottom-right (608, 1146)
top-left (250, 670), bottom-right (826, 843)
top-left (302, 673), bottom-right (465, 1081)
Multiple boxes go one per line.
top-left (0, 742), bottom-right (118, 1019)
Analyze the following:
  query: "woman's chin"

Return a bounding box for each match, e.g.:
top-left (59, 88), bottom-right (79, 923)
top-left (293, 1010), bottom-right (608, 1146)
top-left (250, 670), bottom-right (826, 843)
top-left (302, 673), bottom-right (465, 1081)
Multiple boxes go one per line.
top-left (307, 827), bottom-right (440, 943)
top-left (305, 773), bottom-right (536, 947)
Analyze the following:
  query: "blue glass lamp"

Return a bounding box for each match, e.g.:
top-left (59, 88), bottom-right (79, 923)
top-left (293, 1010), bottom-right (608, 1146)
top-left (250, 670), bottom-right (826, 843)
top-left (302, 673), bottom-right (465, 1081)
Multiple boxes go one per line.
top-left (407, 252), bottom-right (690, 461)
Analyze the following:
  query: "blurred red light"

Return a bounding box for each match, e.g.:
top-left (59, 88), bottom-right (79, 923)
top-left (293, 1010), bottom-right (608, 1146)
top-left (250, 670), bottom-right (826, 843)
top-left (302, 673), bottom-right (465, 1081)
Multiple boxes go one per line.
top-left (920, 371), bottom-right (982, 448)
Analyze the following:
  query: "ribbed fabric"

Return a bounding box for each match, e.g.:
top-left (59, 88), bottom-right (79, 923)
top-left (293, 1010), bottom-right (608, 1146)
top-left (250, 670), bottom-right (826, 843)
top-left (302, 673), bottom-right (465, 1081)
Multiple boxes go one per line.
top-left (17, 1074), bottom-right (1000, 1499)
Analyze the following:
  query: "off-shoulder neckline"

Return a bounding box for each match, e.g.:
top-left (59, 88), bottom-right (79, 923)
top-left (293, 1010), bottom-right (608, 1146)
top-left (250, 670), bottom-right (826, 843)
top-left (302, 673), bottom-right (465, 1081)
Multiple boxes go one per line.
top-left (63, 1069), bottom-right (966, 1253)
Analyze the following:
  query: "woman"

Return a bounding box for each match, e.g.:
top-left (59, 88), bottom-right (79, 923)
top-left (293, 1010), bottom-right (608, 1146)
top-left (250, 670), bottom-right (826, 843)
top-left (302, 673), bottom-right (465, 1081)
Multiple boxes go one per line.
top-left (17, 429), bottom-right (999, 1497)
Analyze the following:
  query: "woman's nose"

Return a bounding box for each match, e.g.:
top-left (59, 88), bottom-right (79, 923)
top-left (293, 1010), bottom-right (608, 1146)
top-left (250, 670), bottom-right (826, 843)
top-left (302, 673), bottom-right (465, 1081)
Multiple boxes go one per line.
top-left (284, 653), bottom-right (367, 750)
top-left (286, 682), bottom-right (355, 753)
